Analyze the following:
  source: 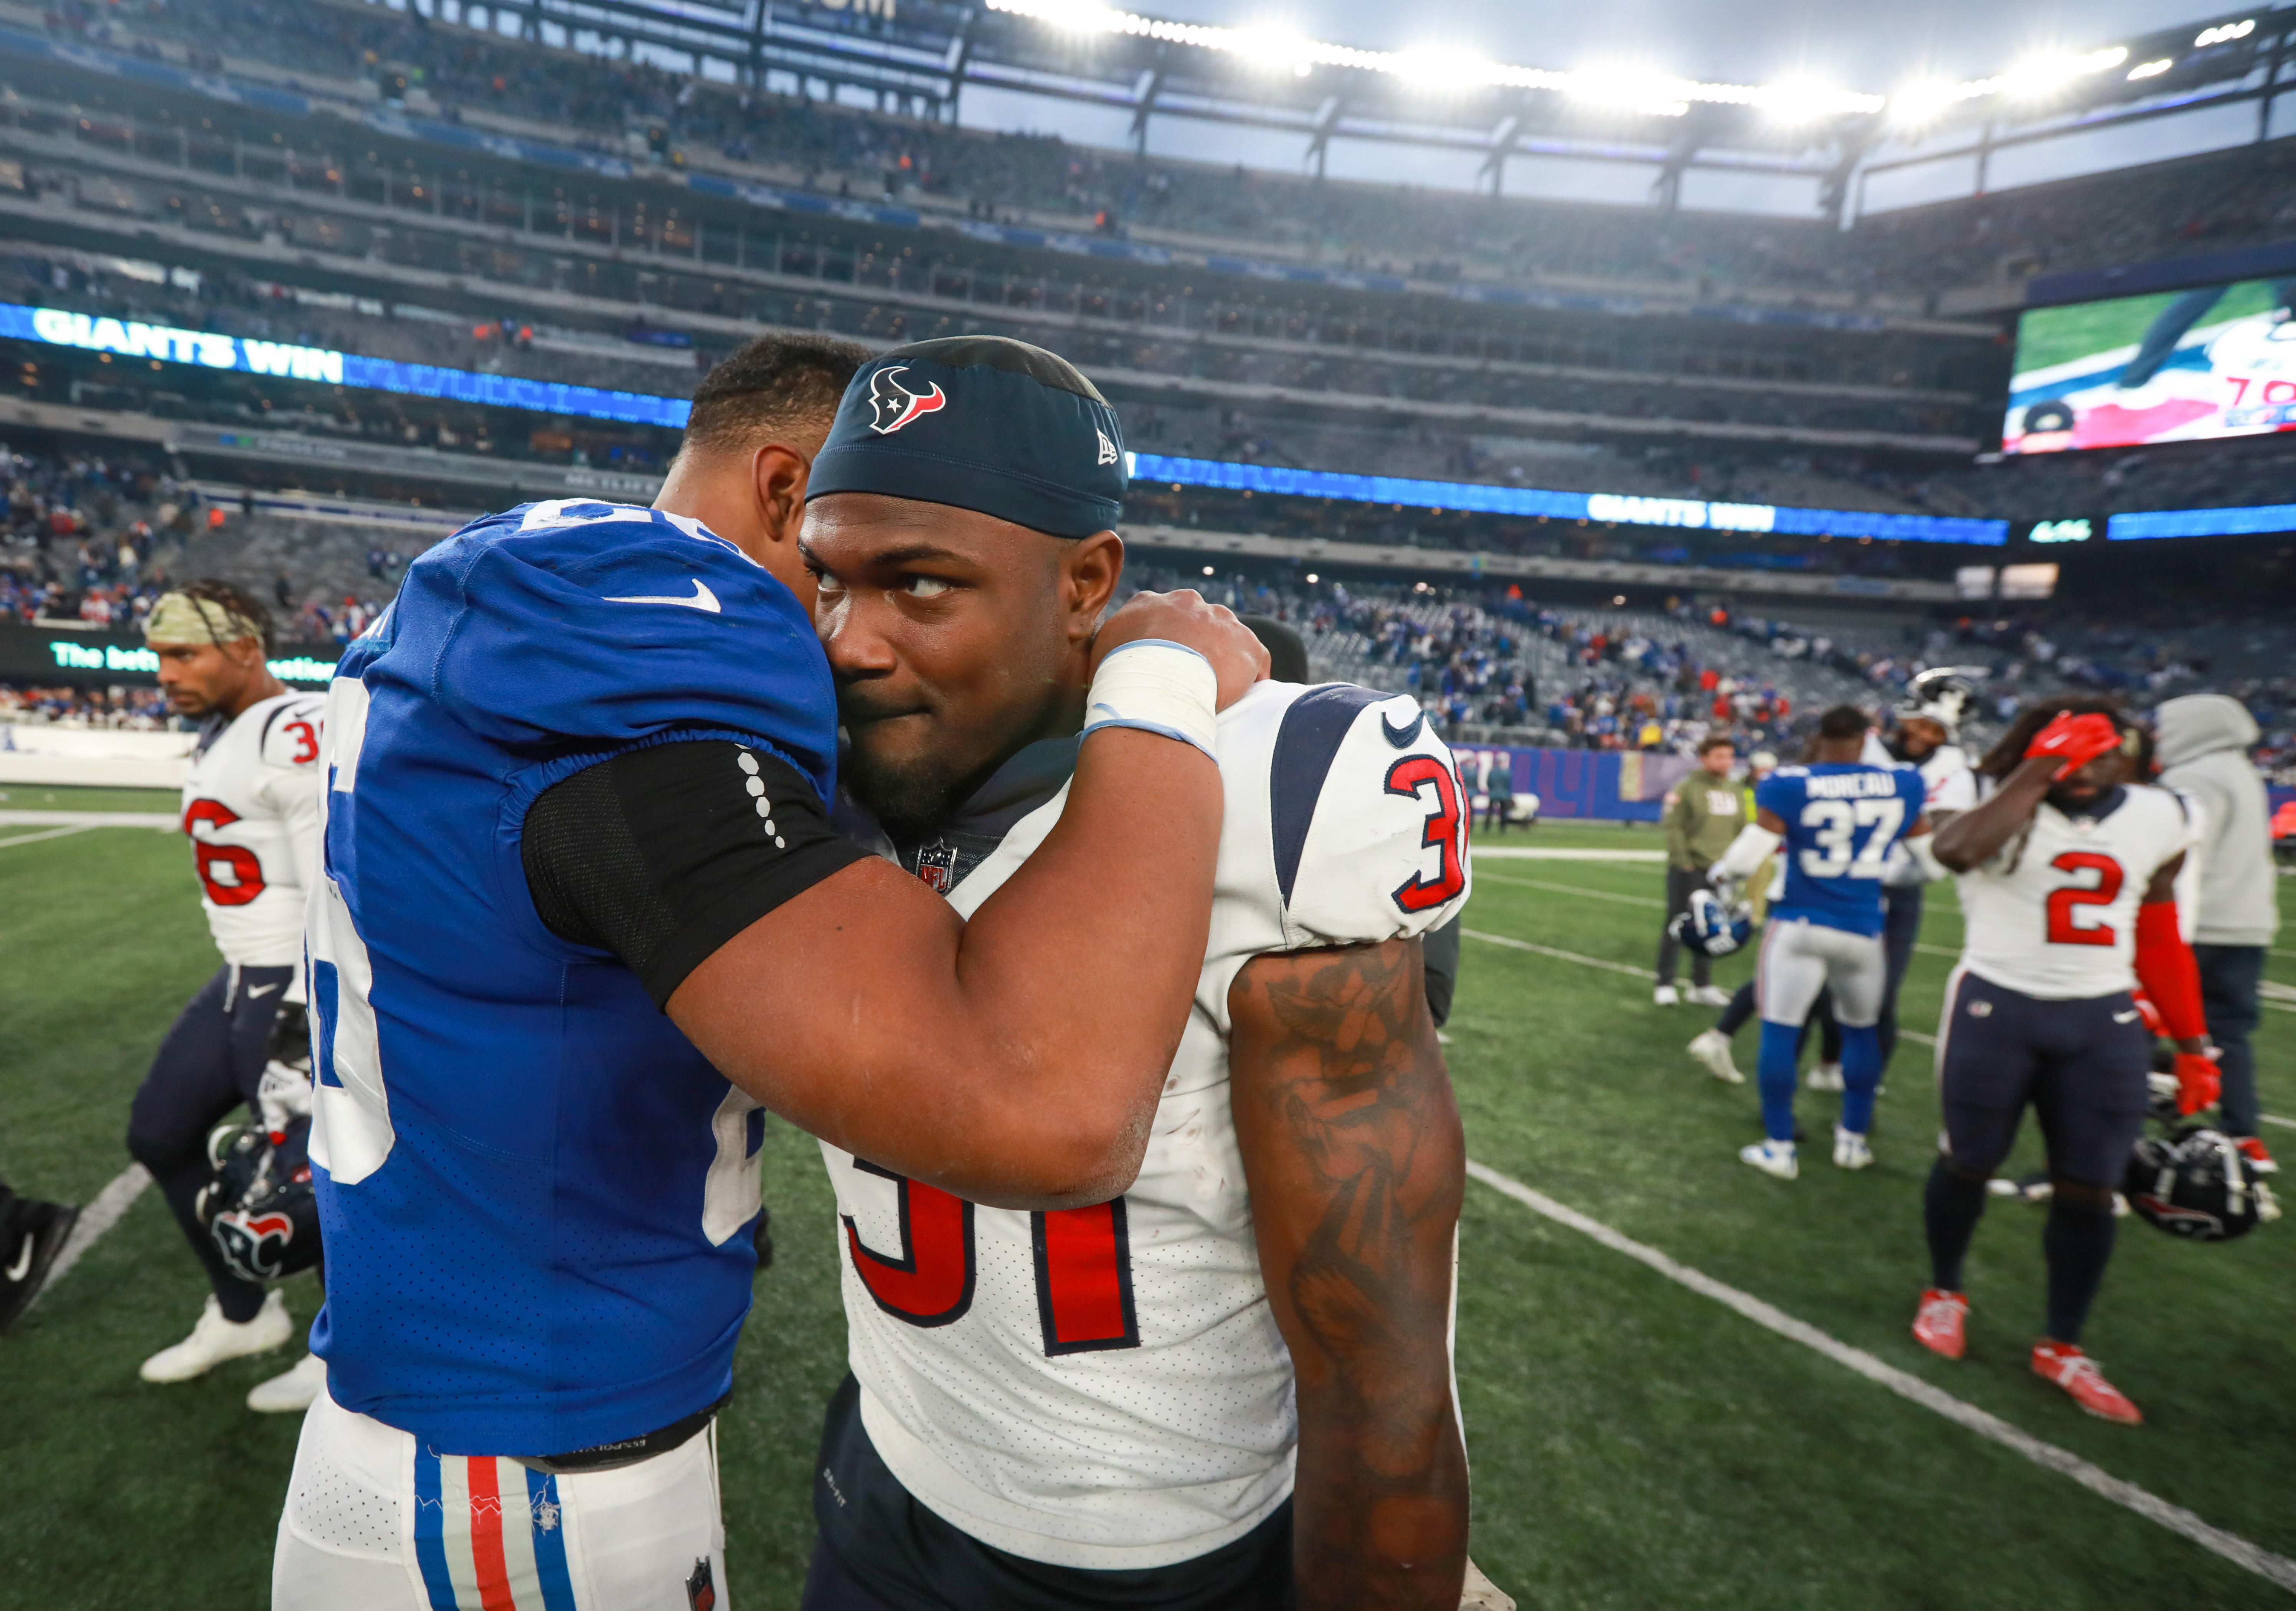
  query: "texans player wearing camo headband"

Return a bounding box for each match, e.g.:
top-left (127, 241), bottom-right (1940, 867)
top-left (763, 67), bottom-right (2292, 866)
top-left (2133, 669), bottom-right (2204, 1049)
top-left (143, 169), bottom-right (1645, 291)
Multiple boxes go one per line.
top-left (128, 581), bottom-right (331, 1413)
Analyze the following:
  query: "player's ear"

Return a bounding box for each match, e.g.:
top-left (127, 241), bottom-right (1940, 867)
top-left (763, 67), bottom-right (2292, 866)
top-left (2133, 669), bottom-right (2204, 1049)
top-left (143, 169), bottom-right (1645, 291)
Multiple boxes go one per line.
top-left (749, 442), bottom-right (813, 550)
top-left (1060, 531), bottom-right (1123, 644)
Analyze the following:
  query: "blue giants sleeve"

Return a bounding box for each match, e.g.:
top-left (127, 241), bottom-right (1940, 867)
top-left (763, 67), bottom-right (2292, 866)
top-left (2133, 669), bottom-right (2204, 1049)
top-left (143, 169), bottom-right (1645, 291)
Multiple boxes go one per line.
top-left (394, 499), bottom-right (839, 798)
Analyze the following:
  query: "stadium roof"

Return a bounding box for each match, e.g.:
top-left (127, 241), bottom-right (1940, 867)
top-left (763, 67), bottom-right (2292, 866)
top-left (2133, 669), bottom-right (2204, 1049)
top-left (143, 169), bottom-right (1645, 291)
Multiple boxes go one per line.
top-left (479, 0), bottom-right (2293, 216)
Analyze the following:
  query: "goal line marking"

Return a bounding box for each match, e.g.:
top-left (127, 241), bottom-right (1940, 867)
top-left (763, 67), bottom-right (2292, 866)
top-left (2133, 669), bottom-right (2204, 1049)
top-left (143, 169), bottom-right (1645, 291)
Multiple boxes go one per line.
top-left (1463, 1158), bottom-right (2296, 1595)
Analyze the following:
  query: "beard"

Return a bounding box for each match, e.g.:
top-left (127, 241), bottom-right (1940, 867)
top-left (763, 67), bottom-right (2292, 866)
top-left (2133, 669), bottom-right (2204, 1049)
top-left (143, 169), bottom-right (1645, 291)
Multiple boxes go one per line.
top-left (843, 724), bottom-right (975, 841)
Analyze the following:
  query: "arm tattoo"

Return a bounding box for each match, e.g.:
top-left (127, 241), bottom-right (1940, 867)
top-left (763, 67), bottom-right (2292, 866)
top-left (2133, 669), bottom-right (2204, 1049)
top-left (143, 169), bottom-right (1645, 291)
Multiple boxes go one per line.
top-left (1231, 938), bottom-right (1468, 1611)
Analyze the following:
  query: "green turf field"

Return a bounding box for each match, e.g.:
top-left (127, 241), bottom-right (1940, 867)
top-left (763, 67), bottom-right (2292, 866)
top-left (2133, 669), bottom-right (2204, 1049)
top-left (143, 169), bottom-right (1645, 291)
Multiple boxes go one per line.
top-left (3, 818), bottom-right (2291, 1609)
top-left (2011, 278), bottom-right (2280, 379)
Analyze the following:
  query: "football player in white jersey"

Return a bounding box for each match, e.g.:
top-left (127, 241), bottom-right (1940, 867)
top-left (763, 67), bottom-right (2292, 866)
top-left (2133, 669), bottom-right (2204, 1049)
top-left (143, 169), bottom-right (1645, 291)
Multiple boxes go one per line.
top-left (126, 582), bottom-right (329, 1412)
top-left (797, 338), bottom-right (1477, 1610)
top-left (1915, 699), bottom-right (2216, 1425)
top-left (1855, 669), bottom-right (1983, 1088)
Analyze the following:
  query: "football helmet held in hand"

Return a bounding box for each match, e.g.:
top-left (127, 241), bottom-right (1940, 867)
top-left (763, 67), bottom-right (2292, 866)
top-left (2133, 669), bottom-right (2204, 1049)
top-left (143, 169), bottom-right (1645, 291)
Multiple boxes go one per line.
top-left (2124, 1102), bottom-right (2281, 1243)
top-left (196, 1117), bottom-right (320, 1284)
top-left (1670, 887), bottom-right (1751, 958)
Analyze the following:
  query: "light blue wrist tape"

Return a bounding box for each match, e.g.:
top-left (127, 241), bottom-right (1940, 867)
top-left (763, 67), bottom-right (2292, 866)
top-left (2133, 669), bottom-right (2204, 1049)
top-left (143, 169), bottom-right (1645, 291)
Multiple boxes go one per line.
top-left (1081, 639), bottom-right (1218, 760)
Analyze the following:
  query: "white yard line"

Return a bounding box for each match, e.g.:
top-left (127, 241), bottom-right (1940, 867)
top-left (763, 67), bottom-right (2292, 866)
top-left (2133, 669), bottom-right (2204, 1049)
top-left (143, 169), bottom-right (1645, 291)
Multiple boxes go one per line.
top-left (1472, 847), bottom-right (1666, 862)
top-left (0, 823), bottom-right (99, 849)
top-left (1462, 928), bottom-right (1660, 981)
top-left (28, 1164), bottom-right (151, 1311)
top-left (0, 810), bottom-right (177, 828)
top-left (1463, 1159), bottom-right (2296, 1596)
top-left (1476, 873), bottom-right (1665, 908)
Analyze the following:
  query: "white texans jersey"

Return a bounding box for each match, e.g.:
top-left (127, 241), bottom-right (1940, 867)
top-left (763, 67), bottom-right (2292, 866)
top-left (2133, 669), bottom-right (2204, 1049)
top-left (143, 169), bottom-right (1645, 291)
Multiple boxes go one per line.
top-left (180, 690), bottom-right (326, 968)
top-left (1862, 735), bottom-right (1975, 888)
top-left (1955, 782), bottom-right (2194, 1000)
top-left (820, 681), bottom-right (1470, 1572)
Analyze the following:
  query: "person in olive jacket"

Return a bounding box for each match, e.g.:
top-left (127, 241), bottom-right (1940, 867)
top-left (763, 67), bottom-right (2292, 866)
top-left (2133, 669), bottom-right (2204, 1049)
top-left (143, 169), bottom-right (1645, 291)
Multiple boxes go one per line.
top-left (1657, 735), bottom-right (1743, 1007)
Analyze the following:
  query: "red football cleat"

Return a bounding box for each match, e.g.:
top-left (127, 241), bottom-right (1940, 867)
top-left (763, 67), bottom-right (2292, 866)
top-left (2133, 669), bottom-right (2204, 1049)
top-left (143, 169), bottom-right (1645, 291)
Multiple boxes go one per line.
top-left (2235, 1137), bottom-right (2279, 1175)
top-left (1912, 1289), bottom-right (1967, 1360)
top-left (2032, 1342), bottom-right (2142, 1425)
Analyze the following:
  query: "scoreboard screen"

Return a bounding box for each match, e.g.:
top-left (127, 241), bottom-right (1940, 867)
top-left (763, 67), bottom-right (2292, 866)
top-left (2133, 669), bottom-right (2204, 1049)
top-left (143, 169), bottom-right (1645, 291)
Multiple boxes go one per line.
top-left (2004, 276), bottom-right (2296, 453)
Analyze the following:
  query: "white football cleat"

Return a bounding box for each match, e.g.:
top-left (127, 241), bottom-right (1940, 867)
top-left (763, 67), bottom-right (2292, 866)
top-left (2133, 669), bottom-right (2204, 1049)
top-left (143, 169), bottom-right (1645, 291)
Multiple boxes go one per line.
top-left (139, 1290), bottom-right (293, 1384)
top-left (1652, 984), bottom-right (1681, 1007)
top-left (1686, 1029), bottom-right (1743, 1084)
top-left (247, 1351), bottom-right (327, 1414)
top-left (1739, 1139), bottom-right (1798, 1180)
top-left (1686, 984), bottom-right (1732, 1008)
top-left (1832, 1126), bottom-right (1874, 1171)
top-left (1806, 1062), bottom-right (1845, 1092)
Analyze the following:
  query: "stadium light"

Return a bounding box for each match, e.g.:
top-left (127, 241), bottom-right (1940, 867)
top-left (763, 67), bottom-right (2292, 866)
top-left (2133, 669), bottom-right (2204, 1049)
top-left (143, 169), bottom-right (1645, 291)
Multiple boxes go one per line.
top-left (981, 0), bottom-right (1883, 117)
top-left (2127, 57), bottom-right (2174, 80)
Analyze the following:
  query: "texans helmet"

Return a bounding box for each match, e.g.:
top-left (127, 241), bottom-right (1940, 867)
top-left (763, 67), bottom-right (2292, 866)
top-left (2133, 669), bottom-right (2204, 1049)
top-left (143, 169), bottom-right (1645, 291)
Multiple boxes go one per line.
top-left (196, 1116), bottom-right (321, 1285)
top-left (1896, 666), bottom-right (1986, 741)
top-left (1670, 888), bottom-right (1751, 958)
top-left (2123, 1107), bottom-right (2282, 1243)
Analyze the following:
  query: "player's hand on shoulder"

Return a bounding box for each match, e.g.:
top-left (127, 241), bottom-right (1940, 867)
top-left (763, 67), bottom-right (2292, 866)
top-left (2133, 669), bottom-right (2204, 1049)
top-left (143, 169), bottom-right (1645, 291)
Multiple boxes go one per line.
top-left (1093, 589), bottom-right (1269, 710)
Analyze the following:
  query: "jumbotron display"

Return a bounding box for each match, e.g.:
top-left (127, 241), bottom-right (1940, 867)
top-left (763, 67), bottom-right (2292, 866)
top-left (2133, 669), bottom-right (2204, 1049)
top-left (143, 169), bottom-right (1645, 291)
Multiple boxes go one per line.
top-left (2004, 275), bottom-right (2296, 453)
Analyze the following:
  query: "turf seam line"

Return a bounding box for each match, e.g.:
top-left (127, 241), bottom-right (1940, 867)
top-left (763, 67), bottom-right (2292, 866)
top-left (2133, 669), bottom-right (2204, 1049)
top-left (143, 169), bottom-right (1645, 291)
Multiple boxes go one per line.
top-left (30, 1164), bottom-right (152, 1311)
top-left (1463, 1159), bottom-right (2296, 1596)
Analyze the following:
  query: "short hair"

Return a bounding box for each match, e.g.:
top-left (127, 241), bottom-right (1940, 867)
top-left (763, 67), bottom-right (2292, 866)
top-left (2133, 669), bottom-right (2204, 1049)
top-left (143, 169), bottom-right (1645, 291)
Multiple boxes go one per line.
top-left (1817, 704), bottom-right (1870, 741)
top-left (1697, 734), bottom-right (1736, 756)
top-left (171, 578), bottom-right (275, 654)
top-left (1240, 614), bottom-right (1309, 683)
top-left (682, 332), bottom-right (872, 457)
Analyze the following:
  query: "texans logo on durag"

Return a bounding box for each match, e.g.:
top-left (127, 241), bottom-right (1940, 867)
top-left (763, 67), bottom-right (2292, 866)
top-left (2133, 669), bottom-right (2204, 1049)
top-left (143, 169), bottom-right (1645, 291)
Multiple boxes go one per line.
top-left (866, 366), bottom-right (947, 435)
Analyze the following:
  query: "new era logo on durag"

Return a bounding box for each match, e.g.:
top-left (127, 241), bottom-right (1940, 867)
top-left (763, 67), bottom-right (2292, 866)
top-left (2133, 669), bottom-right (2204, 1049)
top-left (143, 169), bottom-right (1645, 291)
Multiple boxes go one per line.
top-left (1096, 428), bottom-right (1118, 467)
top-left (866, 365), bottom-right (947, 435)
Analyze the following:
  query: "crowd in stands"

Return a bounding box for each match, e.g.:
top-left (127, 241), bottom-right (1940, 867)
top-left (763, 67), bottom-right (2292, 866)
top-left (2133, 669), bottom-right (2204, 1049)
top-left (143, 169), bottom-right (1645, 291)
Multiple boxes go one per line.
top-left (36, 0), bottom-right (2296, 307)
top-left (0, 680), bottom-right (171, 725)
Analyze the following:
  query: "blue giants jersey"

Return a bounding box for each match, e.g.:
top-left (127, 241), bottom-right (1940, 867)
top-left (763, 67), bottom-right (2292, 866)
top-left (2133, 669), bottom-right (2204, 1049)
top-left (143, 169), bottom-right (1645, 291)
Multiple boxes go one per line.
top-left (304, 499), bottom-right (840, 1457)
top-left (1756, 762), bottom-right (1925, 938)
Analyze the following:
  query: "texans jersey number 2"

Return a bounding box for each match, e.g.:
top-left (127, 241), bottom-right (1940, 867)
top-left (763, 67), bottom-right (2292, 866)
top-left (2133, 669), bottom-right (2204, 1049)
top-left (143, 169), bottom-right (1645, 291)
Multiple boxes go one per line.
top-left (845, 1161), bottom-right (1140, 1356)
top-left (2044, 851), bottom-right (2122, 947)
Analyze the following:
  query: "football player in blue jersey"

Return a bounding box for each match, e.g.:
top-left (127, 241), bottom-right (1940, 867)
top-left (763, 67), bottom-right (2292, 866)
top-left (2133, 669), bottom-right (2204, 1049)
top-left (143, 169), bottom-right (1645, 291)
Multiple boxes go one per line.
top-left (1707, 706), bottom-right (1939, 1179)
top-left (272, 333), bottom-right (1269, 1610)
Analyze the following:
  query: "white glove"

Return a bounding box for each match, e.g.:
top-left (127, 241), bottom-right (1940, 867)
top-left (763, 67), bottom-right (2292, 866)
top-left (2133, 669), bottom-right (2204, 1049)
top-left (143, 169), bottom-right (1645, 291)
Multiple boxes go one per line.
top-left (256, 1059), bottom-right (314, 1139)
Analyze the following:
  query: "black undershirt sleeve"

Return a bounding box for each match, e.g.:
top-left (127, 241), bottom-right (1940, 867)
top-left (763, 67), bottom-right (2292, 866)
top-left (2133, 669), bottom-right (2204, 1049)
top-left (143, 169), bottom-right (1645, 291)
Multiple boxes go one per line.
top-left (522, 738), bottom-right (870, 1010)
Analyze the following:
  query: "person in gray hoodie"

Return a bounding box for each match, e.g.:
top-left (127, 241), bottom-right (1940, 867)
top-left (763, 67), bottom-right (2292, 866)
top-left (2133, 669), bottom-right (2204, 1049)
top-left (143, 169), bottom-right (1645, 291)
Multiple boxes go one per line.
top-left (2155, 694), bottom-right (2281, 1169)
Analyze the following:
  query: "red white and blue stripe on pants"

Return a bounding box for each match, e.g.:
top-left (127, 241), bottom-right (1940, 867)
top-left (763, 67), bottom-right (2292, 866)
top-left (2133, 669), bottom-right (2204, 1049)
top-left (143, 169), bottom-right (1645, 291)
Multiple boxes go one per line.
top-left (413, 1444), bottom-right (579, 1611)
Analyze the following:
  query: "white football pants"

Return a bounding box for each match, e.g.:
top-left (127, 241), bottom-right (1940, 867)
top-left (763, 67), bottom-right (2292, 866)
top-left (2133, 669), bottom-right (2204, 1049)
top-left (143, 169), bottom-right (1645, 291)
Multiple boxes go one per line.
top-left (1755, 916), bottom-right (1886, 1029)
top-left (272, 1386), bottom-right (728, 1611)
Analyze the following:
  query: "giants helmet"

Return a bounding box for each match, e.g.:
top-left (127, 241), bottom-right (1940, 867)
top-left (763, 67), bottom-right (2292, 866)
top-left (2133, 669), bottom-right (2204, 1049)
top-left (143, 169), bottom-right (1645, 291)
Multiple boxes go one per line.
top-left (2123, 1114), bottom-right (2282, 1243)
top-left (1670, 888), bottom-right (1751, 958)
top-left (196, 1116), bottom-right (321, 1284)
top-left (1896, 667), bottom-right (1986, 741)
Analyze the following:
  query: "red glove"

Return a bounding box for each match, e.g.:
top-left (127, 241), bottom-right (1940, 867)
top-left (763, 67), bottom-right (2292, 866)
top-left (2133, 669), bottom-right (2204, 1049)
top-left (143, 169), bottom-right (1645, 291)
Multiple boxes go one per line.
top-left (2025, 712), bottom-right (2124, 779)
top-left (2174, 1050), bottom-right (2221, 1117)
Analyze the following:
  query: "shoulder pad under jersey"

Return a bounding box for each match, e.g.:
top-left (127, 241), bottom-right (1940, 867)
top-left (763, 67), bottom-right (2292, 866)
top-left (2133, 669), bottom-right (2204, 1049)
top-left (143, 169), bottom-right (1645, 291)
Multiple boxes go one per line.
top-left (1262, 684), bottom-right (1472, 950)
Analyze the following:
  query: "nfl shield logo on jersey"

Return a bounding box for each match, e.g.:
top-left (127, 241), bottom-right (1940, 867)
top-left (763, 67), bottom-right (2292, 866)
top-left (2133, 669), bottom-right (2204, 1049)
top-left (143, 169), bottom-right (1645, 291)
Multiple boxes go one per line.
top-left (913, 841), bottom-right (961, 894)
top-left (684, 1556), bottom-right (717, 1611)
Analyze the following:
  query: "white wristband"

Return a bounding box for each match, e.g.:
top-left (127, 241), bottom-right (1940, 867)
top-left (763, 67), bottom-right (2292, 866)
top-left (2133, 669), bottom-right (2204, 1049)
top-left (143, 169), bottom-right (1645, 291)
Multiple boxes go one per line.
top-left (1082, 638), bottom-right (1218, 759)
